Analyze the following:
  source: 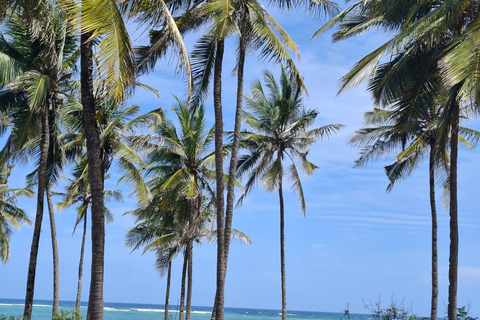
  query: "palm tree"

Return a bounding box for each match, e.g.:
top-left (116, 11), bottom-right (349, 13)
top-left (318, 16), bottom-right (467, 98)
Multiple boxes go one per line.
top-left (0, 4), bottom-right (77, 317)
top-left (237, 67), bottom-right (342, 320)
top-left (56, 0), bottom-right (138, 316)
top-left (348, 42), bottom-right (446, 320)
top-left (316, 2), bottom-right (480, 318)
top-left (126, 193), bottom-right (200, 320)
top-left (0, 165), bottom-right (33, 263)
top-left (143, 100), bottom-right (218, 320)
top-left (126, 186), bottom-right (250, 320)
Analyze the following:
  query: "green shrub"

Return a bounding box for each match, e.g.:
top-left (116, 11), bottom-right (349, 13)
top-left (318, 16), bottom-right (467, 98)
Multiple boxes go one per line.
top-left (53, 310), bottom-right (83, 320)
top-left (0, 315), bottom-right (24, 320)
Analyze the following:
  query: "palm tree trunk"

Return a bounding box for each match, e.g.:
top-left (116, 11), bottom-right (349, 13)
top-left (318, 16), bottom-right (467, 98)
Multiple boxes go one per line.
top-left (223, 30), bottom-right (246, 276)
top-left (81, 30), bottom-right (105, 320)
top-left (278, 179), bottom-right (287, 320)
top-left (186, 242), bottom-right (193, 320)
top-left (23, 108), bottom-right (50, 320)
top-left (76, 211), bottom-right (88, 314)
top-left (213, 38), bottom-right (226, 320)
top-left (186, 200), bottom-right (194, 320)
top-left (164, 259), bottom-right (172, 320)
top-left (46, 187), bottom-right (60, 317)
top-left (447, 104), bottom-right (459, 320)
top-left (179, 251), bottom-right (188, 320)
top-left (429, 144), bottom-right (438, 320)
top-left (212, 34), bottom-right (245, 320)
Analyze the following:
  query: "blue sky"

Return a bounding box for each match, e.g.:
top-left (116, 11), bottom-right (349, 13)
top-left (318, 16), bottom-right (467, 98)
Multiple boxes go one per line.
top-left (2, 1), bottom-right (480, 317)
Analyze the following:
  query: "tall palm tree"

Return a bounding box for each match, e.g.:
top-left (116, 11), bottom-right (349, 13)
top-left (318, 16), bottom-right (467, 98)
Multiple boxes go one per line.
top-left (348, 43), bottom-right (446, 320)
top-left (0, 4), bottom-right (77, 317)
top-left (316, 2), bottom-right (480, 318)
top-left (237, 68), bottom-right (342, 320)
top-left (0, 165), bottom-right (33, 263)
top-left (56, 0), bottom-right (137, 316)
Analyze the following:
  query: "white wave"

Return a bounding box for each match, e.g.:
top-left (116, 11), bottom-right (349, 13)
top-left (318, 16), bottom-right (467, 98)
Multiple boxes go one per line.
top-left (192, 311), bottom-right (211, 314)
top-left (0, 303), bottom-right (21, 306)
top-left (132, 308), bottom-right (164, 313)
top-left (33, 304), bottom-right (51, 308)
top-left (104, 307), bottom-right (130, 312)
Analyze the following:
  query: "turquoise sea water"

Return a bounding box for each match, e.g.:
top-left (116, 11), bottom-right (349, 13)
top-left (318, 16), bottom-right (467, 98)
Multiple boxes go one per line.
top-left (0, 299), bottom-right (368, 320)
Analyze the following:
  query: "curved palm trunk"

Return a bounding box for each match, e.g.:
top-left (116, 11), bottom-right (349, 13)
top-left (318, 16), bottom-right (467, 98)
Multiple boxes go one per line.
top-left (278, 179), bottom-right (287, 320)
top-left (223, 31), bottom-right (246, 276)
top-left (164, 259), bottom-right (172, 320)
top-left (46, 187), bottom-right (60, 317)
top-left (24, 108), bottom-right (50, 320)
top-left (447, 105), bottom-right (459, 320)
top-left (179, 251), bottom-right (188, 320)
top-left (213, 38), bottom-right (226, 320)
top-left (429, 145), bottom-right (438, 320)
top-left (81, 31), bottom-right (105, 320)
top-left (76, 211), bottom-right (88, 314)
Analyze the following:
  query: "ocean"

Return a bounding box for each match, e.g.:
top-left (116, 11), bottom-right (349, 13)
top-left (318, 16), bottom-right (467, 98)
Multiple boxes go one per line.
top-left (0, 299), bottom-right (368, 320)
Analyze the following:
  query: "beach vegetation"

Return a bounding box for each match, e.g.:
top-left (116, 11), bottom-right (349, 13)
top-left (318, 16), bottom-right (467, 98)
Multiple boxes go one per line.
top-left (1, 0), bottom-right (480, 318)
top-left (52, 310), bottom-right (82, 320)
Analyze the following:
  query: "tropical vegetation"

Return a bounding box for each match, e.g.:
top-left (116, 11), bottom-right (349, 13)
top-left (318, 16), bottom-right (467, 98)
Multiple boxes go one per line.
top-left (0, 0), bottom-right (479, 320)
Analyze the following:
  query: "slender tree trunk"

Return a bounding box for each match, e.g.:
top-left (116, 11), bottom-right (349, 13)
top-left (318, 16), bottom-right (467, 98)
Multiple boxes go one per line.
top-left (164, 259), bottom-right (172, 320)
top-left (223, 31), bottom-right (246, 275)
top-left (278, 179), bottom-right (287, 320)
top-left (213, 38), bottom-right (226, 320)
top-left (81, 30), bottom-right (105, 320)
top-left (76, 211), bottom-right (88, 314)
top-left (448, 104), bottom-right (459, 320)
top-left (23, 108), bottom-right (50, 320)
top-left (186, 243), bottom-right (193, 320)
top-left (429, 144), bottom-right (438, 320)
top-left (179, 251), bottom-right (188, 320)
top-left (186, 200), bottom-right (194, 320)
top-left (212, 33), bottom-right (245, 320)
top-left (46, 188), bottom-right (60, 317)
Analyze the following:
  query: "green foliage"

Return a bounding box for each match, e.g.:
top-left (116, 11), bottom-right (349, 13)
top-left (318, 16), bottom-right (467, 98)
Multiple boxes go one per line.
top-left (238, 67), bottom-right (343, 210)
top-left (52, 310), bottom-right (82, 320)
top-left (0, 315), bottom-right (25, 320)
top-left (0, 309), bottom-right (82, 319)
top-left (456, 306), bottom-right (478, 320)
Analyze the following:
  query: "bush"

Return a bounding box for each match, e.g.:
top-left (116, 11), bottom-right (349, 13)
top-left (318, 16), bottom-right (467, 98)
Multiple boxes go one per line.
top-left (363, 296), bottom-right (427, 320)
top-left (0, 315), bottom-right (24, 320)
top-left (53, 310), bottom-right (83, 320)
